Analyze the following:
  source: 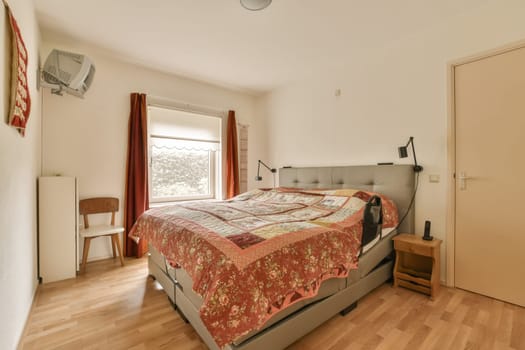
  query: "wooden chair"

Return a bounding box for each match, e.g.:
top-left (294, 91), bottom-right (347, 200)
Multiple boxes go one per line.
top-left (79, 197), bottom-right (125, 273)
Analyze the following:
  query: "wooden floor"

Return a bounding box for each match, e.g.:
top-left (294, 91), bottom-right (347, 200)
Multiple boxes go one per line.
top-left (19, 258), bottom-right (525, 350)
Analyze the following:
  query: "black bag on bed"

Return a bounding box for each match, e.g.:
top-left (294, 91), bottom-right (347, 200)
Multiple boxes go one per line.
top-left (361, 195), bottom-right (383, 254)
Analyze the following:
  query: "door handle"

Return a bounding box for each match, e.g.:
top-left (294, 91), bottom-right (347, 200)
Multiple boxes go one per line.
top-left (458, 172), bottom-right (473, 190)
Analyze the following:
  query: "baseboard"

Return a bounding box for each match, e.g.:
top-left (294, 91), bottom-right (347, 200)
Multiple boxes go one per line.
top-left (17, 279), bottom-right (40, 349)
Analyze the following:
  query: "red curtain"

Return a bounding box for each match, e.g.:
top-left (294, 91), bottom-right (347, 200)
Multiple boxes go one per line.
top-left (124, 93), bottom-right (149, 257)
top-left (226, 110), bottom-right (240, 199)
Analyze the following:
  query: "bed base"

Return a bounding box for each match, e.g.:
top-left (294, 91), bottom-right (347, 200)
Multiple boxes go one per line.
top-left (339, 300), bottom-right (358, 316)
top-left (176, 260), bottom-right (392, 350)
top-left (148, 231), bottom-right (396, 350)
top-left (148, 255), bottom-right (176, 304)
top-left (148, 251), bottom-right (392, 350)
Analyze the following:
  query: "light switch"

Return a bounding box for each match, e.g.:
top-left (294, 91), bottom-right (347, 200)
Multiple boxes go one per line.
top-left (429, 174), bottom-right (440, 183)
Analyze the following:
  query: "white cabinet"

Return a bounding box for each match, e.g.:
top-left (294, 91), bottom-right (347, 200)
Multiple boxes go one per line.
top-left (38, 176), bottom-right (78, 283)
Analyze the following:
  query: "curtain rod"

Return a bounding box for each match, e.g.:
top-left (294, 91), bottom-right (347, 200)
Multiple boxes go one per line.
top-left (147, 94), bottom-right (227, 118)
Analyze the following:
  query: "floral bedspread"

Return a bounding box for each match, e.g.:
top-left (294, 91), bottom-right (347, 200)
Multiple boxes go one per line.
top-left (129, 188), bottom-right (398, 347)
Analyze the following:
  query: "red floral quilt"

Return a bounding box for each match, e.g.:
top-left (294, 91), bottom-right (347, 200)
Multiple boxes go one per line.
top-left (129, 188), bottom-right (398, 347)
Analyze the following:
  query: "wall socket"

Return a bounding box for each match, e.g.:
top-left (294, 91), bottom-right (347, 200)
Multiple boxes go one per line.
top-left (429, 174), bottom-right (440, 183)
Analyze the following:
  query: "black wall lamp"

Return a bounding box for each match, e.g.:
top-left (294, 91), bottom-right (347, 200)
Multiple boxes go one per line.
top-left (398, 137), bottom-right (423, 172)
top-left (255, 160), bottom-right (276, 181)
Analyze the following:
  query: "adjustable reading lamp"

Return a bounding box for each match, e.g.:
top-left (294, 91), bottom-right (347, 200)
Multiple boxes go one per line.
top-left (255, 160), bottom-right (276, 181)
top-left (398, 137), bottom-right (423, 172)
top-left (395, 137), bottom-right (422, 232)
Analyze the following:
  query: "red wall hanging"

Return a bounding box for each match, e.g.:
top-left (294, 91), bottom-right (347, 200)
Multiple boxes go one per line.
top-left (3, 0), bottom-right (31, 136)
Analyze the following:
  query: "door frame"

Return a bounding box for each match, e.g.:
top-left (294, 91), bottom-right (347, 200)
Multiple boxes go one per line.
top-left (446, 40), bottom-right (525, 287)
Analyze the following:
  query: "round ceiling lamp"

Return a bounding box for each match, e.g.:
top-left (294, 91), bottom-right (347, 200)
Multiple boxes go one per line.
top-left (240, 0), bottom-right (272, 11)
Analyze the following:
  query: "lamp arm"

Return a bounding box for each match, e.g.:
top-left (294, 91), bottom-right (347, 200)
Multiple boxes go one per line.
top-left (407, 137), bottom-right (423, 172)
top-left (410, 139), bottom-right (419, 169)
top-left (259, 160), bottom-right (276, 173)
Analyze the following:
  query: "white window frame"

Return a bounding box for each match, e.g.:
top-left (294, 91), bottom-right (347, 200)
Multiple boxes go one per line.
top-left (147, 103), bottom-right (222, 204)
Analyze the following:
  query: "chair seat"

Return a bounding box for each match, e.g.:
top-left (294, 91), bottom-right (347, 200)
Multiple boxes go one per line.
top-left (80, 224), bottom-right (125, 238)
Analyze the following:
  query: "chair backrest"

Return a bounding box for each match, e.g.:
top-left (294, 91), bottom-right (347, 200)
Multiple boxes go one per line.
top-left (79, 197), bottom-right (119, 229)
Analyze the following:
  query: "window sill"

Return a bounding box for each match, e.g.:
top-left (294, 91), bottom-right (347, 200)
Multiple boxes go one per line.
top-left (149, 197), bottom-right (219, 208)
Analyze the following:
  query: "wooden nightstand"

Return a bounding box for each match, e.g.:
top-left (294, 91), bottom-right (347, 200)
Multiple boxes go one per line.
top-left (392, 233), bottom-right (442, 299)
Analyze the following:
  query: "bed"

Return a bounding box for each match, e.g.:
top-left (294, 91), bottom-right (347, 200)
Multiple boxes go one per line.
top-left (131, 164), bottom-right (415, 350)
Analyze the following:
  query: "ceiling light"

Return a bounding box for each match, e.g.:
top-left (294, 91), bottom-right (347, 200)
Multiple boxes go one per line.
top-left (240, 0), bottom-right (272, 11)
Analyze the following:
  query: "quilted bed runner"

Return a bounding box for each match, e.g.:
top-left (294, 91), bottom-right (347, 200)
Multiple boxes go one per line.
top-left (130, 188), bottom-right (398, 347)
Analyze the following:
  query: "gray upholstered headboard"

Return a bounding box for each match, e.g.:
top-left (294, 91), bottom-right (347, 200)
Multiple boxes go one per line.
top-left (279, 165), bottom-right (415, 233)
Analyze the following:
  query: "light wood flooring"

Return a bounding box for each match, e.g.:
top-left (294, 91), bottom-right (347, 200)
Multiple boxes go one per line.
top-left (19, 258), bottom-right (525, 350)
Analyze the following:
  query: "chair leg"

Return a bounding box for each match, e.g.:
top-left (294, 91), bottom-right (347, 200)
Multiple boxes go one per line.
top-left (81, 237), bottom-right (92, 273)
top-left (113, 234), bottom-right (125, 267)
top-left (111, 235), bottom-right (117, 258)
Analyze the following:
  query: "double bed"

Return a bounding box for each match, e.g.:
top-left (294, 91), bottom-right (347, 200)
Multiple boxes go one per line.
top-left (131, 165), bottom-right (415, 350)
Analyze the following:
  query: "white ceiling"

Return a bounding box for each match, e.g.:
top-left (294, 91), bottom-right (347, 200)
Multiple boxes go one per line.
top-left (34, 0), bottom-right (487, 94)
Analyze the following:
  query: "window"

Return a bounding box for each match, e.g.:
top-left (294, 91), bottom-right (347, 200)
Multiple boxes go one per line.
top-left (148, 106), bottom-right (221, 203)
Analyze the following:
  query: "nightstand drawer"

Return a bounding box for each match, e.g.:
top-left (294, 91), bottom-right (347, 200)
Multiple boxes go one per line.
top-left (394, 240), bottom-right (432, 256)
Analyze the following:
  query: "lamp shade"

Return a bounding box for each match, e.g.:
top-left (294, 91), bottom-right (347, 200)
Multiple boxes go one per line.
top-left (240, 0), bottom-right (272, 11)
top-left (398, 146), bottom-right (408, 158)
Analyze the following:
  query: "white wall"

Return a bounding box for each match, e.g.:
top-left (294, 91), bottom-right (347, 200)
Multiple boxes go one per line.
top-left (0, 0), bottom-right (41, 349)
top-left (261, 0), bottom-right (525, 282)
top-left (40, 34), bottom-right (266, 261)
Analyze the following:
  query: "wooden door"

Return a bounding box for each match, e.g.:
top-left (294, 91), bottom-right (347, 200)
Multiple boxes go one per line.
top-left (454, 46), bottom-right (525, 307)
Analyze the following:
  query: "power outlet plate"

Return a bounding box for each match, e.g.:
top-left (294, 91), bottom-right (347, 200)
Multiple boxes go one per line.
top-left (429, 174), bottom-right (440, 183)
